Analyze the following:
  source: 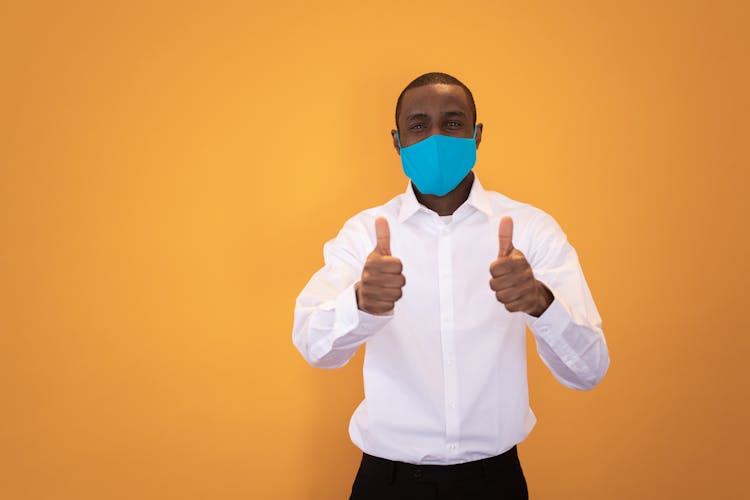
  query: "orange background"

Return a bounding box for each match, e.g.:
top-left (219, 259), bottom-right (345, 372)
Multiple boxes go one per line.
top-left (1, 1), bottom-right (748, 498)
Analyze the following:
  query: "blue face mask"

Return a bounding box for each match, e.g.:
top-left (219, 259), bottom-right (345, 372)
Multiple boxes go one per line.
top-left (397, 126), bottom-right (477, 196)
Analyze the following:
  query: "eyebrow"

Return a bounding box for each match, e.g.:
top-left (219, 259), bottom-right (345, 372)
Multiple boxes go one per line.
top-left (406, 113), bottom-right (430, 122)
top-left (406, 110), bottom-right (467, 122)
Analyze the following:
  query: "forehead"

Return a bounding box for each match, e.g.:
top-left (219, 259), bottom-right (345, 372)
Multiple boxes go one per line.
top-left (400, 84), bottom-right (470, 116)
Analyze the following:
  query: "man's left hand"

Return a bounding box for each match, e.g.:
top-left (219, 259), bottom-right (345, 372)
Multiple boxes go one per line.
top-left (489, 216), bottom-right (553, 318)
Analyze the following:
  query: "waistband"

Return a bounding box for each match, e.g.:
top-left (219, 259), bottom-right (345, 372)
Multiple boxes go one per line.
top-left (360, 446), bottom-right (520, 482)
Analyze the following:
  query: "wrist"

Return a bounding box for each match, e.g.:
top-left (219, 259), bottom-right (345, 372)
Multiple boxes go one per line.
top-left (530, 281), bottom-right (554, 317)
top-left (354, 281), bottom-right (362, 310)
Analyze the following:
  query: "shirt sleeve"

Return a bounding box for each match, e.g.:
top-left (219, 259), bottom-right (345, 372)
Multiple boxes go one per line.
top-left (292, 215), bottom-right (394, 369)
top-left (524, 212), bottom-right (610, 390)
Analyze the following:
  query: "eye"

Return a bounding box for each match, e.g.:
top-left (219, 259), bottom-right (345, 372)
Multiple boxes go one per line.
top-left (409, 123), bottom-right (425, 130)
top-left (446, 121), bottom-right (462, 128)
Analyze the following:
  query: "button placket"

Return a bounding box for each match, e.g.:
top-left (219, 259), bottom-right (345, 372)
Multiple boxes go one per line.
top-left (437, 227), bottom-right (460, 452)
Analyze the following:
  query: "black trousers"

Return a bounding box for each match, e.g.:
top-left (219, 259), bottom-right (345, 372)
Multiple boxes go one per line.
top-left (349, 446), bottom-right (528, 500)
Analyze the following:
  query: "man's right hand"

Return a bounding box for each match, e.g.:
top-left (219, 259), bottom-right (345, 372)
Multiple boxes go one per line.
top-left (355, 217), bottom-right (406, 315)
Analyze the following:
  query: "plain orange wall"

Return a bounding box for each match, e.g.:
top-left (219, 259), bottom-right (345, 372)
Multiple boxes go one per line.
top-left (1, 1), bottom-right (748, 499)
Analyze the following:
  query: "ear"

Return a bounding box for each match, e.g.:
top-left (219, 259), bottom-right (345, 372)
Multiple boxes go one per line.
top-left (391, 129), bottom-right (401, 156)
top-left (475, 123), bottom-right (483, 150)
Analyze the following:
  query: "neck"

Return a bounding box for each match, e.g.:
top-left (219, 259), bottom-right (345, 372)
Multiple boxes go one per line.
top-left (413, 171), bottom-right (475, 216)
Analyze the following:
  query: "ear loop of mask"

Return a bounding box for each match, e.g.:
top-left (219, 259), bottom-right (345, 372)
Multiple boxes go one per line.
top-left (396, 125), bottom-right (477, 150)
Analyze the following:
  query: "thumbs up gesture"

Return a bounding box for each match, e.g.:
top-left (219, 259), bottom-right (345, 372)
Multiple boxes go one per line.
top-left (489, 217), bottom-right (553, 317)
top-left (355, 217), bottom-right (406, 315)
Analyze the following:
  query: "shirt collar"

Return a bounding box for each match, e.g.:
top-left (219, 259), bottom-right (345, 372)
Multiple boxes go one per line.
top-left (397, 173), bottom-right (493, 223)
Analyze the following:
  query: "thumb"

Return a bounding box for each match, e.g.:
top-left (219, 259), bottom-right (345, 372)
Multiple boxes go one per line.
top-left (374, 217), bottom-right (391, 256)
top-left (498, 216), bottom-right (514, 258)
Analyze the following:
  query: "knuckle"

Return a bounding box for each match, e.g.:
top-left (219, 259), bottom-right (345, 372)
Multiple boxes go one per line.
top-left (389, 258), bottom-right (403, 273)
top-left (372, 302), bottom-right (387, 314)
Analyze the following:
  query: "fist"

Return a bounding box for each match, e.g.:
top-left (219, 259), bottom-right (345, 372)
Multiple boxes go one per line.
top-left (489, 216), bottom-right (553, 317)
top-left (356, 217), bottom-right (406, 315)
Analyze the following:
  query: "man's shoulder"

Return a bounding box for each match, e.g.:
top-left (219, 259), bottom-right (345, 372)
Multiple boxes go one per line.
top-left (338, 192), bottom-right (406, 226)
top-left (338, 183), bottom-right (558, 232)
top-left (322, 195), bottom-right (404, 258)
top-left (480, 187), bottom-right (552, 224)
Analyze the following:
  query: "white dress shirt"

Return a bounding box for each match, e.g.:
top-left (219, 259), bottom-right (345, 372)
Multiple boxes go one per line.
top-left (292, 174), bottom-right (609, 465)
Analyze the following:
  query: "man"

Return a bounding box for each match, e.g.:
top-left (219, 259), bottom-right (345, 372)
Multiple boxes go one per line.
top-left (292, 72), bottom-right (609, 499)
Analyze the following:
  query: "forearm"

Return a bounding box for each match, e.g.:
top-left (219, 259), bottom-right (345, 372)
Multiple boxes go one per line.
top-left (293, 282), bottom-right (392, 369)
top-left (529, 294), bottom-right (609, 390)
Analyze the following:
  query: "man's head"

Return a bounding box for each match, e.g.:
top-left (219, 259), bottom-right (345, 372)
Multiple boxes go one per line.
top-left (392, 72), bottom-right (482, 150)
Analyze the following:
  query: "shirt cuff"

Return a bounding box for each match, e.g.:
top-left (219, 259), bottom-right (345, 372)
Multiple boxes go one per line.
top-left (527, 293), bottom-right (579, 366)
top-left (329, 282), bottom-right (393, 350)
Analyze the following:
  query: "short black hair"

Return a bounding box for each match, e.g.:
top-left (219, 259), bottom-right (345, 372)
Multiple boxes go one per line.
top-left (395, 72), bottom-right (477, 131)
